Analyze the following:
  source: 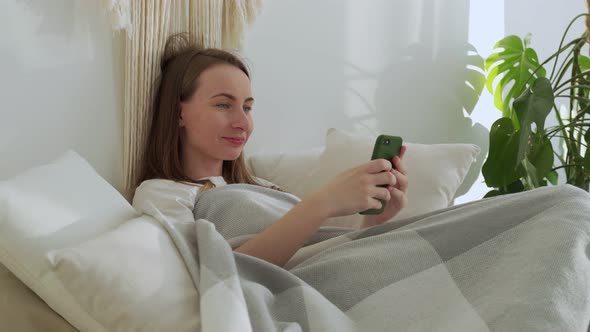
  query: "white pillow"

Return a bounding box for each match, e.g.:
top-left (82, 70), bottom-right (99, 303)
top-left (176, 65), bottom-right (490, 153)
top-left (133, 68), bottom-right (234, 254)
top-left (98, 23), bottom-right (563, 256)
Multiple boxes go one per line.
top-left (0, 151), bottom-right (140, 331)
top-left (46, 215), bottom-right (201, 332)
top-left (291, 128), bottom-right (480, 228)
top-left (247, 146), bottom-right (324, 193)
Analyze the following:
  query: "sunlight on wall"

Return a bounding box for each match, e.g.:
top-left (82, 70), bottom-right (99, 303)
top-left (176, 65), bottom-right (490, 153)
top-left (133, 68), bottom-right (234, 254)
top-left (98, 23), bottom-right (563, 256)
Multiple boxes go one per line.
top-left (454, 0), bottom-right (505, 203)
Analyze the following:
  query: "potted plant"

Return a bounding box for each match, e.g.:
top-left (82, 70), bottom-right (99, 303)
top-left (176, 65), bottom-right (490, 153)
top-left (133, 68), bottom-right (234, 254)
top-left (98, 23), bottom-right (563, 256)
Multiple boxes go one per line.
top-left (482, 12), bottom-right (590, 197)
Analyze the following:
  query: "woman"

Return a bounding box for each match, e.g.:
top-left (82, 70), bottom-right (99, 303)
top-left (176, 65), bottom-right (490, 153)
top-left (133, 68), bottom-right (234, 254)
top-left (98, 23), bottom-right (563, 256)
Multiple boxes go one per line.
top-left (132, 34), bottom-right (409, 268)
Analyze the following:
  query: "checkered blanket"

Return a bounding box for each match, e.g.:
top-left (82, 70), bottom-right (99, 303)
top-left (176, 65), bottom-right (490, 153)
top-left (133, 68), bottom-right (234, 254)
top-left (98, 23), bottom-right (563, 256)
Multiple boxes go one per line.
top-left (159, 184), bottom-right (590, 332)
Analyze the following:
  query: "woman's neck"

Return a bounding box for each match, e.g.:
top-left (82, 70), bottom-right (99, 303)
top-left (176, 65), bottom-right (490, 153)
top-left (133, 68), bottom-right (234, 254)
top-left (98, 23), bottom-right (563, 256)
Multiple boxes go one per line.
top-left (182, 151), bottom-right (223, 181)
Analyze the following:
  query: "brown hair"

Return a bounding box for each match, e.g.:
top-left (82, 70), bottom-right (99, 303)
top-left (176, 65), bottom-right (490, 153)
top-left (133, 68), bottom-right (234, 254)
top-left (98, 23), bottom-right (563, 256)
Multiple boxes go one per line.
top-left (135, 33), bottom-right (282, 193)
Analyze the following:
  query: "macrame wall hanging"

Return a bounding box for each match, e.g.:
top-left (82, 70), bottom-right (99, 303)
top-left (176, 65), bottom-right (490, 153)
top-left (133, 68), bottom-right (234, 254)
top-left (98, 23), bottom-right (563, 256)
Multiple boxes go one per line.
top-left (102, 0), bottom-right (263, 197)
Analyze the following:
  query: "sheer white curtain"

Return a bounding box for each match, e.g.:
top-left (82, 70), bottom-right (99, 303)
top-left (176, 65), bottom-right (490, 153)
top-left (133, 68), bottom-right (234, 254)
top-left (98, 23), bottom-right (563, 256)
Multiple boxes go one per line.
top-left (243, 0), bottom-right (488, 200)
top-left (103, 0), bottom-right (263, 197)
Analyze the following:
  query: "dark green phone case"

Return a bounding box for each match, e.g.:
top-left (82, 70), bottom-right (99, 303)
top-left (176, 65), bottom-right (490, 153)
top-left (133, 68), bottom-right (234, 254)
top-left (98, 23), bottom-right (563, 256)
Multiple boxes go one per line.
top-left (359, 135), bottom-right (403, 215)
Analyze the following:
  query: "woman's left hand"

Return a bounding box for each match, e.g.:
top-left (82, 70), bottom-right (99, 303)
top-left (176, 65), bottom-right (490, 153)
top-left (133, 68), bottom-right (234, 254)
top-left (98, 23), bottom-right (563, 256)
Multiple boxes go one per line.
top-left (361, 145), bottom-right (408, 228)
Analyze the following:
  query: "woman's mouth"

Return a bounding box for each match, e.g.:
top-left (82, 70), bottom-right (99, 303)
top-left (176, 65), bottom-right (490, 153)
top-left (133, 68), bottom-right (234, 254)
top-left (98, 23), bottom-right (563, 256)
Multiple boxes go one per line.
top-left (223, 137), bottom-right (245, 145)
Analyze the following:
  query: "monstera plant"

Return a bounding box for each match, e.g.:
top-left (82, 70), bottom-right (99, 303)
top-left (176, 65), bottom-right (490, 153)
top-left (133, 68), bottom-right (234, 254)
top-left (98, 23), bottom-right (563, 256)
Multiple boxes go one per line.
top-left (482, 13), bottom-right (590, 197)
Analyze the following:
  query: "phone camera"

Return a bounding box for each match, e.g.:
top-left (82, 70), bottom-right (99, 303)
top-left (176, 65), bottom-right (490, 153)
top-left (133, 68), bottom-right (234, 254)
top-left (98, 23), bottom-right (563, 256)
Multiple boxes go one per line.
top-left (383, 139), bottom-right (390, 145)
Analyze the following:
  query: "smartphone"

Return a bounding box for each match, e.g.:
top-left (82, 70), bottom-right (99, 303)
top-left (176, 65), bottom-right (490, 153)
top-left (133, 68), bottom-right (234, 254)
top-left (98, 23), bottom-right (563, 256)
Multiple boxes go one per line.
top-left (359, 134), bottom-right (404, 215)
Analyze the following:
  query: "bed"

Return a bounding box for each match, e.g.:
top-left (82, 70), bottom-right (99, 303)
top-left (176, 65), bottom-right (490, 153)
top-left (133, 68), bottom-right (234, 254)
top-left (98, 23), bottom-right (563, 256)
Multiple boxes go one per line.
top-left (1, 127), bottom-right (590, 331)
top-left (3, 1), bottom-right (590, 330)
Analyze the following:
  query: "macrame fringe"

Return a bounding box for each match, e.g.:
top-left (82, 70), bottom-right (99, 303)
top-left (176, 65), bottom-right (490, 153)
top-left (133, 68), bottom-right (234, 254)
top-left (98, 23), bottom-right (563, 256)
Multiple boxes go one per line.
top-left (115, 0), bottom-right (263, 198)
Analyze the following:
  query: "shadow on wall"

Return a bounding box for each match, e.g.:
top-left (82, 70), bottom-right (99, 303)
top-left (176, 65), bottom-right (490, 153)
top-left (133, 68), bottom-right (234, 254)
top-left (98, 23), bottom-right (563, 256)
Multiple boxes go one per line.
top-left (340, 1), bottom-right (490, 199)
top-left (242, 0), bottom-right (490, 198)
top-left (348, 44), bottom-right (489, 197)
top-left (375, 43), bottom-right (489, 198)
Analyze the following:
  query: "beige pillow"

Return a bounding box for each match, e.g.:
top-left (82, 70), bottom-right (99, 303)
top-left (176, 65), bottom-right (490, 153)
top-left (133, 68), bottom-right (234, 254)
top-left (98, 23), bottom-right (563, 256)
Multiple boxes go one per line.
top-left (247, 146), bottom-right (324, 194)
top-left (291, 128), bottom-right (480, 228)
top-left (0, 263), bottom-right (77, 332)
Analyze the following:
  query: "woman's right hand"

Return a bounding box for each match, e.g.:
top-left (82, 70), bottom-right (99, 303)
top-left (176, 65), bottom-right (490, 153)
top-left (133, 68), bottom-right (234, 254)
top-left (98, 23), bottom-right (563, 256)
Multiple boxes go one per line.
top-left (304, 159), bottom-right (397, 219)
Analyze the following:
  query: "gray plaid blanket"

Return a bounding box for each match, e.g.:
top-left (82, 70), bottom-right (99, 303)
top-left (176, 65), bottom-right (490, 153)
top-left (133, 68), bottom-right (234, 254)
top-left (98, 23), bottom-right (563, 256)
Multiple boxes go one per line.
top-left (158, 184), bottom-right (590, 332)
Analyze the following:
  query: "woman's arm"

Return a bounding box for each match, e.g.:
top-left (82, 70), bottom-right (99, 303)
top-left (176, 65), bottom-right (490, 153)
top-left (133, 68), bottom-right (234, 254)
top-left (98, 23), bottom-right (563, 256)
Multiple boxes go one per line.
top-left (236, 159), bottom-right (399, 267)
top-left (234, 196), bottom-right (329, 267)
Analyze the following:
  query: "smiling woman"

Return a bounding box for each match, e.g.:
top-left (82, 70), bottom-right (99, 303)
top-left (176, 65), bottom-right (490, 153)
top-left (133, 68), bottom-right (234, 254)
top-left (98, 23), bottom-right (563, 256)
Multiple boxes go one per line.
top-left (132, 33), bottom-right (410, 268)
top-left (135, 33), bottom-right (271, 194)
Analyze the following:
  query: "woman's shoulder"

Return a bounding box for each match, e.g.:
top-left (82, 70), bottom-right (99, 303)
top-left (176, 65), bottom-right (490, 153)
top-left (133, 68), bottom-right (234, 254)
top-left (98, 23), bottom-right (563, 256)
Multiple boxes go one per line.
top-left (254, 176), bottom-right (281, 190)
top-left (134, 178), bottom-right (201, 198)
top-left (132, 179), bottom-right (202, 219)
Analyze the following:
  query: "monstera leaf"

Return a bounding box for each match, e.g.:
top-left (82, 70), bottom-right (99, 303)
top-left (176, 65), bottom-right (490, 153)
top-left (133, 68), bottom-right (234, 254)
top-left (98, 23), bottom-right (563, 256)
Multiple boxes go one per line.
top-left (523, 134), bottom-right (554, 188)
top-left (482, 118), bottom-right (523, 188)
top-left (513, 77), bottom-right (555, 167)
top-left (485, 35), bottom-right (546, 120)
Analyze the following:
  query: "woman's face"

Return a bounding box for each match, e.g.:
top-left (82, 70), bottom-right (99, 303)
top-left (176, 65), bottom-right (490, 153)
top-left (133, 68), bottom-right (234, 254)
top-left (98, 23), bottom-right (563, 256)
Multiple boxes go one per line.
top-left (179, 64), bottom-right (254, 164)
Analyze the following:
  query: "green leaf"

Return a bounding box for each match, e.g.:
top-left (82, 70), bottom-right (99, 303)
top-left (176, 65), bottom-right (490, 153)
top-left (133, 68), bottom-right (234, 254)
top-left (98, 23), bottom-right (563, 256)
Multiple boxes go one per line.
top-left (527, 135), bottom-right (554, 180)
top-left (546, 170), bottom-right (558, 185)
top-left (506, 179), bottom-right (525, 193)
top-left (585, 145), bottom-right (590, 176)
top-left (522, 157), bottom-right (540, 189)
top-left (485, 35), bottom-right (546, 116)
top-left (482, 117), bottom-right (523, 188)
top-left (483, 190), bottom-right (503, 198)
top-left (578, 55), bottom-right (590, 77)
top-left (462, 44), bottom-right (486, 115)
top-left (513, 77), bottom-right (555, 167)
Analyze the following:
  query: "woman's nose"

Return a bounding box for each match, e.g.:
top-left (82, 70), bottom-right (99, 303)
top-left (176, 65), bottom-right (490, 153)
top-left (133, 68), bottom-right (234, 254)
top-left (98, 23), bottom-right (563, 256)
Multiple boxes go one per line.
top-left (232, 109), bottom-right (251, 130)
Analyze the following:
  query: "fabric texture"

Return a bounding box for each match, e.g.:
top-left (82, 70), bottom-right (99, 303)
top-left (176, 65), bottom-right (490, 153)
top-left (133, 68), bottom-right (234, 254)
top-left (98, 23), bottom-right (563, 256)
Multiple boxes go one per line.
top-left (0, 150), bottom-right (139, 332)
top-left (246, 146), bottom-right (324, 194)
top-left (290, 128), bottom-right (480, 228)
top-left (153, 182), bottom-right (590, 332)
top-left (46, 215), bottom-right (202, 332)
top-left (132, 176), bottom-right (280, 235)
top-left (0, 263), bottom-right (77, 332)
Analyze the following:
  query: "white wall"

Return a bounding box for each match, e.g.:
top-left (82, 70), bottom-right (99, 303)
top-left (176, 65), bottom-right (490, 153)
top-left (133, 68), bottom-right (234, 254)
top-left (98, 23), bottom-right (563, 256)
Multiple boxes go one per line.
top-left (505, 1), bottom-right (587, 60)
top-left (243, 0), bottom-right (588, 202)
top-left (1, 0), bottom-right (585, 200)
top-left (243, 0), bottom-right (489, 202)
top-left (0, 0), bottom-right (125, 192)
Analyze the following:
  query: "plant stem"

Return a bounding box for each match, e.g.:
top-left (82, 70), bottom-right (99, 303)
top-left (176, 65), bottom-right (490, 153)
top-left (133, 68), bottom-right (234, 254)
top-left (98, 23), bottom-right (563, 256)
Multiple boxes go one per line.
top-left (521, 39), bottom-right (580, 96)
top-left (552, 163), bottom-right (585, 171)
top-left (554, 85), bottom-right (590, 96)
top-left (548, 134), bottom-right (588, 147)
top-left (554, 55), bottom-right (576, 87)
top-left (546, 123), bottom-right (590, 136)
top-left (553, 148), bottom-right (567, 166)
top-left (550, 13), bottom-right (590, 80)
top-left (554, 68), bottom-right (590, 92)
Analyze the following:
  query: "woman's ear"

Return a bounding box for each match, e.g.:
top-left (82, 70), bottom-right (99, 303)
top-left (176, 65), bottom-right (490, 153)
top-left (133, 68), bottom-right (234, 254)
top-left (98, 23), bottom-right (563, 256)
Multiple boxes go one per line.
top-left (178, 105), bottom-right (185, 127)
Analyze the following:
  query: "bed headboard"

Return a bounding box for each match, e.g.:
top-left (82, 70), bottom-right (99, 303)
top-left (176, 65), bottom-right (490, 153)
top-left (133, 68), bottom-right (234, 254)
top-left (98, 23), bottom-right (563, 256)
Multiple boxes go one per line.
top-left (0, 1), bottom-right (126, 193)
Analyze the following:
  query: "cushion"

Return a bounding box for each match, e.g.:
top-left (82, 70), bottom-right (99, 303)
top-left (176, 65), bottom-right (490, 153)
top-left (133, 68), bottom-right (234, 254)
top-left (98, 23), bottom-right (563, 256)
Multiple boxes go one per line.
top-left (46, 215), bottom-right (201, 332)
top-left (291, 128), bottom-right (480, 228)
top-left (0, 151), bottom-right (197, 331)
top-left (0, 263), bottom-right (77, 332)
top-left (247, 146), bottom-right (324, 194)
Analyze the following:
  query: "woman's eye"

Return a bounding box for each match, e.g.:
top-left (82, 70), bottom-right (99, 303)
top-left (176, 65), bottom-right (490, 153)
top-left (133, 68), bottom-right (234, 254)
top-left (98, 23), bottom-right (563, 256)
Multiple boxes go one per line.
top-left (244, 106), bottom-right (253, 112)
top-left (216, 103), bottom-right (231, 110)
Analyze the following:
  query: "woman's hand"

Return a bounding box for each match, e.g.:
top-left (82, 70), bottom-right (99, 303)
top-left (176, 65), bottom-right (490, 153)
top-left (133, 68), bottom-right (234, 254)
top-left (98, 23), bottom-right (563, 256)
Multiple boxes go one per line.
top-left (304, 152), bottom-right (400, 220)
top-left (361, 145), bottom-right (408, 228)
